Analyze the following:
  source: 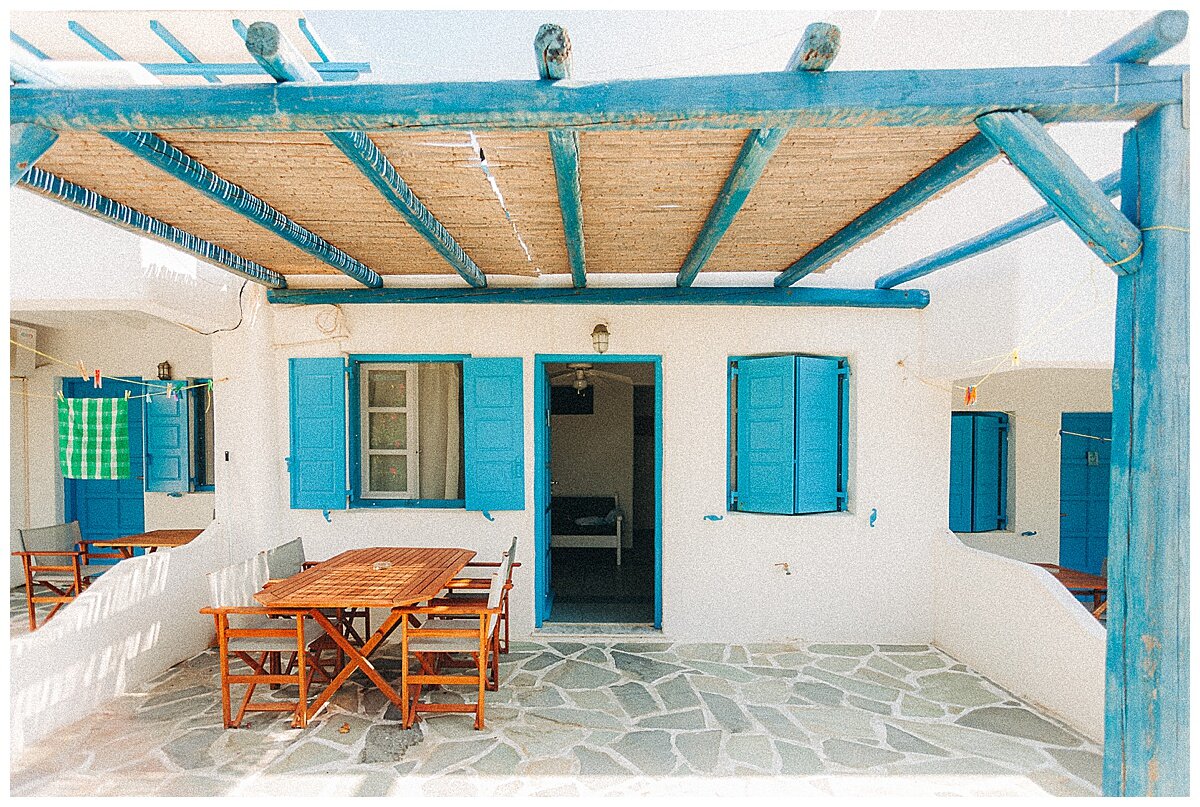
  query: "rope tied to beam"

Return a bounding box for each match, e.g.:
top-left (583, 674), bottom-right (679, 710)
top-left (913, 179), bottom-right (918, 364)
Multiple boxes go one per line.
top-left (1104, 225), bottom-right (1191, 268)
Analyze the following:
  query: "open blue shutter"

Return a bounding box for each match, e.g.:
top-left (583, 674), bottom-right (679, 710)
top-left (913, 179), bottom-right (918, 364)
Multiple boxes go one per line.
top-left (793, 356), bottom-right (841, 514)
top-left (948, 414), bottom-right (974, 531)
top-left (288, 358), bottom-right (347, 510)
top-left (734, 356), bottom-right (795, 514)
top-left (144, 383), bottom-right (189, 493)
top-left (463, 358), bottom-right (525, 511)
top-left (971, 414), bottom-right (1006, 531)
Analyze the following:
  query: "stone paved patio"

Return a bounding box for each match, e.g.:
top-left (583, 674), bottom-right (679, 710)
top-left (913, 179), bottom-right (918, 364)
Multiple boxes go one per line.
top-left (11, 587), bottom-right (1101, 798)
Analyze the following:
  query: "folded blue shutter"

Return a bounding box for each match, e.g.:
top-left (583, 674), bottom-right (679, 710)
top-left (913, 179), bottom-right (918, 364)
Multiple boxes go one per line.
top-left (734, 356), bottom-right (796, 514)
top-left (793, 356), bottom-right (841, 514)
top-left (948, 414), bottom-right (974, 532)
top-left (463, 358), bottom-right (525, 511)
top-left (144, 383), bottom-right (189, 493)
top-left (971, 413), bottom-right (1007, 531)
top-left (288, 358), bottom-right (347, 510)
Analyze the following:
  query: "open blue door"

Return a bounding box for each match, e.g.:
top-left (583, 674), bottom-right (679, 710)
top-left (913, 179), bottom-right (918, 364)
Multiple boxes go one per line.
top-left (1060, 412), bottom-right (1112, 575)
top-left (144, 384), bottom-right (189, 493)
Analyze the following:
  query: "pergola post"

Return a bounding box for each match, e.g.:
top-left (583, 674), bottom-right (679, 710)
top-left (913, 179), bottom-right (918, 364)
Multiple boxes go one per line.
top-left (1103, 102), bottom-right (1189, 796)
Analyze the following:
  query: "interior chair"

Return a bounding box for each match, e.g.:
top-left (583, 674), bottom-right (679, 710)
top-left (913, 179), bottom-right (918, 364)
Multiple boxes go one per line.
top-left (261, 537), bottom-right (370, 646)
top-left (13, 521), bottom-right (109, 631)
top-left (399, 551), bottom-right (511, 730)
top-left (433, 536), bottom-right (519, 653)
top-left (201, 553), bottom-right (337, 729)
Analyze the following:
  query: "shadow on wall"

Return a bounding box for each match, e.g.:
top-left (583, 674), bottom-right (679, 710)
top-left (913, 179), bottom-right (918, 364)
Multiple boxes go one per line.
top-left (932, 531), bottom-right (1106, 743)
top-left (9, 522), bottom-right (224, 754)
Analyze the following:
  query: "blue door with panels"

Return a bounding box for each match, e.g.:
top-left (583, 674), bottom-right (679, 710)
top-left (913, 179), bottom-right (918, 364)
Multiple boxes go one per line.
top-left (63, 378), bottom-right (145, 561)
top-left (1059, 412), bottom-right (1112, 575)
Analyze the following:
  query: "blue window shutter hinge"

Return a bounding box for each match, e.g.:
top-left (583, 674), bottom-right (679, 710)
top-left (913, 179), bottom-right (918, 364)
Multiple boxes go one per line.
top-left (284, 456), bottom-right (291, 472)
top-left (730, 365), bottom-right (739, 377)
top-left (837, 365), bottom-right (850, 377)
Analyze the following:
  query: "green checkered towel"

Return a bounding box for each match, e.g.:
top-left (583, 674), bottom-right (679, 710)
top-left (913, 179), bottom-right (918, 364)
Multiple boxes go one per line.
top-left (58, 398), bottom-right (131, 480)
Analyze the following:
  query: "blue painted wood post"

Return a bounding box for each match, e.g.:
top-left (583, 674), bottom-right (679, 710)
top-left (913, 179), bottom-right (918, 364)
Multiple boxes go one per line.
top-left (775, 134), bottom-right (999, 286)
top-left (677, 23), bottom-right (840, 287)
top-left (976, 111), bottom-right (1143, 274)
top-left (104, 130), bottom-right (383, 287)
top-left (243, 21), bottom-right (487, 288)
top-left (20, 167), bottom-right (286, 288)
top-left (10, 124), bottom-right (58, 186)
top-left (536, 24), bottom-right (587, 289)
top-left (1103, 102), bottom-right (1189, 797)
top-left (1087, 10), bottom-right (1188, 64)
top-left (875, 170), bottom-right (1122, 288)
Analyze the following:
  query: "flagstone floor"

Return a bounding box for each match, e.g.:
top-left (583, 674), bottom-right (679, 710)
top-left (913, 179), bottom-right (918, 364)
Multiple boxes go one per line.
top-left (11, 590), bottom-right (1102, 799)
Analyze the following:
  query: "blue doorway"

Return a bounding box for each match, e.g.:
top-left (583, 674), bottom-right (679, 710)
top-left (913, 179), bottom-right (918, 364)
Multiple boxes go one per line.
top-left (63, 377), bottom-right (146, 563)
top-left (533, 355), bottom-right (662, 629)
top-left (1059, 412), bottom-right (1112, 576)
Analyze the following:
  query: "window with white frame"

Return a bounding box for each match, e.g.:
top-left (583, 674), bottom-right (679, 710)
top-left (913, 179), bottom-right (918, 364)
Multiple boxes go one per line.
top-left (360, 364), bottom-right (420, 498)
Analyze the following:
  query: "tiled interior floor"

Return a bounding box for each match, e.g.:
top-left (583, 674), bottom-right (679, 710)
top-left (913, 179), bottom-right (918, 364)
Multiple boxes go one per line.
top-left (10, 590), bottom-right (1102, 797)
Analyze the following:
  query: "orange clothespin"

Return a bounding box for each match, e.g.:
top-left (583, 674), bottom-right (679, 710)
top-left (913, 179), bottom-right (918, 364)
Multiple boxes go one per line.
top-left (77, 360), bottom-right (89, 381)
top-left (93, 369), bottom-right (102, 389)
top-left (964, 385), bottom-right (978, 406)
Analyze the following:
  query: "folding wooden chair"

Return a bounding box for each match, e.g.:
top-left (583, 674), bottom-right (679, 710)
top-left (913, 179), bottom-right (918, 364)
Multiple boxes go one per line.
top-left (399, 552), bottom-right (511, 730)
top-left (13, 521), bottom-right (109, 631)
top-left (262, 538), bottom-right (370, 646)
top-left (433, 536), bottom-right (519, 653)
top-left (201, 554), bottom-right (338, 729)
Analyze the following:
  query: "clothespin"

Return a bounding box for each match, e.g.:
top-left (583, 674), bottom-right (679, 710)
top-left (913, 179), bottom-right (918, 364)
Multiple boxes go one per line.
top-left (964, 385), bottom-right (978, 406)
top-left (77, 360), bottom-right (89, 381)
top-left (57, 390), bottom-right (66, 403)
top-left (93, 369), bottom-right (102, 389)
top-left (124, 389), bottom-right (131, 401)
top-left (1011, 349), bottom-right (1020, 368)
top-left (205, 379), bottom-right (214, 413)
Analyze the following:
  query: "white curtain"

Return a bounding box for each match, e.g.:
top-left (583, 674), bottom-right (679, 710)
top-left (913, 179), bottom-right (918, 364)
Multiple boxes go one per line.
top-left (417, 363), bottom-right (462, 499)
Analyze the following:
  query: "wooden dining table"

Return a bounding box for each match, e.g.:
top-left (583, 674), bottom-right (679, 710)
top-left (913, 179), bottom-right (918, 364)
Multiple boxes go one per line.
top-left (90, 528), bottom-right (205, 559)
top-left (255, 546), bottom-right (475, 722)
top-left (1033, 562), bottom-right (1108, 613)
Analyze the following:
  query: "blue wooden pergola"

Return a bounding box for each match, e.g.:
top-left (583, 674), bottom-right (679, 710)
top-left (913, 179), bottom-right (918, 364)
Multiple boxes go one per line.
top-left (8, 12), bottom-right (1189, 795)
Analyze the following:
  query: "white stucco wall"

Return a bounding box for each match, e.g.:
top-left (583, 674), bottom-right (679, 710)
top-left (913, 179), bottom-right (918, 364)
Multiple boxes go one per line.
top-left (229, 293), bottom-right (952, 644)
top-left (950, 368), bottom-right (1113, 564)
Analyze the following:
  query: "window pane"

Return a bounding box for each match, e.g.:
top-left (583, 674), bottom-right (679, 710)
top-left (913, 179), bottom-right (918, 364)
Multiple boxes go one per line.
top-left (369, 454), bottom-right (408, 492)
top-left (369, 411), bottom-right (408, 449)
top-left (369, 371), bottom-right (407, 407)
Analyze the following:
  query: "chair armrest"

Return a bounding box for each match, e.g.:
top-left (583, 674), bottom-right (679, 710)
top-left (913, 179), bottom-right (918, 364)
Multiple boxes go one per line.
top-left (397, 604), bottom-right (501, 616)
top-left (11, 550), bottom-right (83, 558)
top-left (461, 561), bottom-right (522, 569)
top-left (200, 606), bottom-right (305, 616)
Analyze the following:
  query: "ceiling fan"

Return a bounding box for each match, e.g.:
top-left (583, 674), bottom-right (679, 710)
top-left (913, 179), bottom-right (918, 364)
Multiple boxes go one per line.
top-left (550, 363), bottom-right (633, 392)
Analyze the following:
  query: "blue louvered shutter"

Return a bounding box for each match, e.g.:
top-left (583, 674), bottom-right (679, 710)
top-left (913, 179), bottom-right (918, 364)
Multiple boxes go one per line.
top-left (463, 358), bottom-right (525, 511)
top-left (793, 356), bottom-right (842, 514)
top-left (288, 358), bottom-right (347, 510)
top-left (734, 356), bottom-right (796, 514)
top-left (971, 414), bottom-right (1007, 531)
top-left (948, 414), bottom-right (974, 531)
top-left (144, 383), bottom-right (190, 493)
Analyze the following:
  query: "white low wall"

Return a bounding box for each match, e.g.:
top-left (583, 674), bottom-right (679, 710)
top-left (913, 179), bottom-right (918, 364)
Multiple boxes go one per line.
top-left (931, 531), bottom-right (1105, 742)
top-left (9, 521), bottom-right (224, 755)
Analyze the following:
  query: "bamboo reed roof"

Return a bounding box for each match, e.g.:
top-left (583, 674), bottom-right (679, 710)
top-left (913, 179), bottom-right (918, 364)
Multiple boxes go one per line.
top-left (29, 125), bottom-right (983, 282)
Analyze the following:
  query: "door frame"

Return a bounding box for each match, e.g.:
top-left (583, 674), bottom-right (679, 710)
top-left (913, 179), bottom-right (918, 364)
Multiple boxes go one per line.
top-left (533, 354), bottom-right (662, 628)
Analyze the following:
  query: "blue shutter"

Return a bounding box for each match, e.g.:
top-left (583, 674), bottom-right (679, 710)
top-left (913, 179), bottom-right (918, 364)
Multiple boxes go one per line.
top-left (734, 356), bottom-right (795, 514)
top-left (971, 413), bottom-right (1007, 531)
top-left (948, 414), bottom-right (974, 532)
top-left (144, 383), bottom-right (189, 493)
top-left (463, 357), bottom-right (525, 511)
top-left (793, 356), bottom-right (841, 514)
top-left (288, 358), bottom-right (347, 510)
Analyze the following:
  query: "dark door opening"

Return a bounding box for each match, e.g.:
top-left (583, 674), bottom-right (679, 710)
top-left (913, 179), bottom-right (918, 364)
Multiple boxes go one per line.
top-left (544, 361), bottom-right (656, 624)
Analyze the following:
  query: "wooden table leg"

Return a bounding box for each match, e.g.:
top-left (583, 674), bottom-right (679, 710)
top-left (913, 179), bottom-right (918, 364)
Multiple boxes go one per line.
top-left (303, 610), bottom-right (406, 721)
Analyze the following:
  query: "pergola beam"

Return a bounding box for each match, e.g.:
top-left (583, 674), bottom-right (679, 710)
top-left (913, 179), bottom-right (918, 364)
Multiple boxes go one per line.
top-left (677, 23), bottom-right (840, 288)
top-left (243, 21), bottom-right (487, 288)
top-left (150, 20), bottom-right (220, 83)
top-left (876, 170), bottom-right (1122, 288)
top-left (775, 134), bottom-right (998, 286)
top-left (11, 63), bottom-right (1185, 133)
top-left (19, 166), bottom-right (286, 288)
top-left (536, 24), bottom-right (586, 288)
top-left (10, 124), bottom-right (58, 186)
top-left (975, 111), bottom-right (1142, 274)
top-left (266, 285), bottom-right (929, 308)
top-left (104, 130), bottom-right (383, 287)
top-left (1087, 10), bottom-right (1188, 64)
